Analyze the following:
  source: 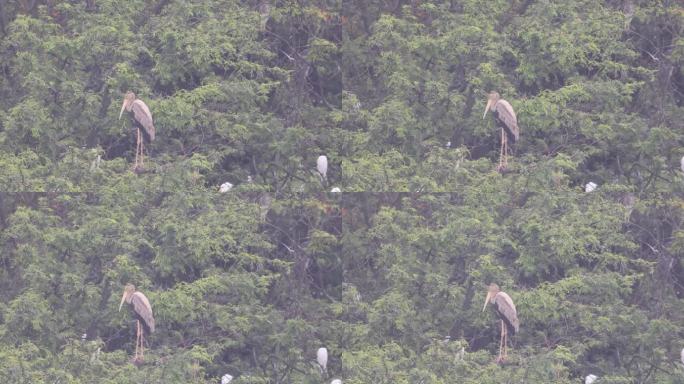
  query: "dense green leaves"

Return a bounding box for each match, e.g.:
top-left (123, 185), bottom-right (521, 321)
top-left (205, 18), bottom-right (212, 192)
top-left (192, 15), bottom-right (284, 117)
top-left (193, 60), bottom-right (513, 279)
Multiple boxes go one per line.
top-left (0, 0), bottom-right (683, 383)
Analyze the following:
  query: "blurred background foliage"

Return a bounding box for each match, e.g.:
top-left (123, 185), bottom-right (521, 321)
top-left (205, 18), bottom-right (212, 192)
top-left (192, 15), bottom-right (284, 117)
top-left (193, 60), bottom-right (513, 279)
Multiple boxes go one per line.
top-left (0, 0), bottom-right (683, 383)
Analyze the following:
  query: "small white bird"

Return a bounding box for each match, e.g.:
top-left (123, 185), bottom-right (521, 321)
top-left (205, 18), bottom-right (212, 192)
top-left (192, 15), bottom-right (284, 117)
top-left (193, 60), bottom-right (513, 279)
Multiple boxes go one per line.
top-left (330, 187), bottom-right (341, 193)
top-left (221, 374), bottom-right (233, 384)
top-left (446, 141), bottom-right (451, 148)
top-left (457, 346), bottom-right (465, 360)
top-left (585, 182), bottom-right (597, 193)
top-left (219, 182), bottom-right (233, 193)
top-left (585, 374), bottom-right (598, 384)
top-left (680, 155), bottom-right (684, 173)
top-left (317, 155), bottom-right (328, 181)
top-left (81, 333), bottom-right (87, 341)
top-left (90, 155), bottom-right (101, 171)
top-left (258, 0), bottom-right (271, 31)
top-left (331, 380), bottom-right (342, 384)
top-left (317, 347), bottom-right (328, 373)
top-left (680, 347), bottom-right (684, 365)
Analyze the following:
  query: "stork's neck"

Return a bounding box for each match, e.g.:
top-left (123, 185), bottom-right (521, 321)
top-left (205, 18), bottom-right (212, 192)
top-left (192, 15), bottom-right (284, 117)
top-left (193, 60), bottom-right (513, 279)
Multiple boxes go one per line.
top-left (489, 99), bottom-right (500, 111)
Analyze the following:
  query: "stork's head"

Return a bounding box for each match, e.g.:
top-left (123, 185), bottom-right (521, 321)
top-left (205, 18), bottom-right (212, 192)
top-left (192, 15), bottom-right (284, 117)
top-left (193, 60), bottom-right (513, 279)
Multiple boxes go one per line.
top-left (482, 283), bottom-right (500, 311)
top-left (482, 91), bottom-right (501, 119)
top-left (118, 284), bottom-right (136, 311)
top-left (118, 91), bottom-right (137, 119)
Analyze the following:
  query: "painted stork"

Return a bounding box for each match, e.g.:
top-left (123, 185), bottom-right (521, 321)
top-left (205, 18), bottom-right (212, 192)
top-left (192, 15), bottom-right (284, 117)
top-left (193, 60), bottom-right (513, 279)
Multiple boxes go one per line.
top-left (119, 284), bottom-right (155, 362)
top-left (483, 92), bottom-right (519, 171)
top-left (482, 283), bottom-right (519, 362)
top-left (119, 91), bottom-right (155, 170)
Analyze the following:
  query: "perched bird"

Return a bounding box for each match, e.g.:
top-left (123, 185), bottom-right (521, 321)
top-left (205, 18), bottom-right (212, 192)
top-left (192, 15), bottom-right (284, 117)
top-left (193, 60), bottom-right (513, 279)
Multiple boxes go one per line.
top-left (585, 374), bottom-right (598, 384)
top-left (482, 283), bottom-right (519, 363)
top-left (221, 374), bottom-right (234, 384)
top-left (456, 346), bottom-right (466, 360)
top-left (317, 155), bottom-right (328, 182)
top-left (90, 154), bottom-right (101, 171)
top-left (483, 91), bottom-right (519, 171)
top-left (585, 182), bottom-right (598, 193)
top-left (331, 380), bottom-right (342, 384)
top-left (258, 0), bottom-right (271, 31)
top-left (119, 284), bottom-right (155, 362)
top-left (119, 91), bottom-right (155, 170)
top-left (317, 347), bottom-right (328, 373)
top-left (219, 182), bottom-right (233, 193)
top-left (330, 187), bottom-right (341, 193)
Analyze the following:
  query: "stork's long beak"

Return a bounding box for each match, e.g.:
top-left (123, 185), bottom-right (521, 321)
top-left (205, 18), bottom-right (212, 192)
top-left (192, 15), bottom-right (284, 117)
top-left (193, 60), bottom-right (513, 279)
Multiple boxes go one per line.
top-left (118, 291), bottom-right (126, 311)
top-left (482, 292), bottom-right (493, 312)
top-left (118, 99), bottom-right (127, 120)
top-left (483, 99), bottom-right (493, 119)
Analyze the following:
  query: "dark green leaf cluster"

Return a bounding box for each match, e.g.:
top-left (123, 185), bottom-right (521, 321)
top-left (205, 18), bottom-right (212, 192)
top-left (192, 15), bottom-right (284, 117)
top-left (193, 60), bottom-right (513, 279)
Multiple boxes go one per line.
top-left (0, 0), bottom-right (683, 383)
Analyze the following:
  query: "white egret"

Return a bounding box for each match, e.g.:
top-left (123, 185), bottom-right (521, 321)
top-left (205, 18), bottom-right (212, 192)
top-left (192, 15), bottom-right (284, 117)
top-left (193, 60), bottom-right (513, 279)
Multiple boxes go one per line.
top-left (585, 374), bottom-right (598, 384)
top-left (90, 155), bottom-right (101, 171)
top-left (219, 182), bottom-right (233, 193)
top-left (258, 0), bottom-right (270, 31)
top-left (585, 182), bottom-right (597, 193)
top-left (221, 374), bottom-right (233, 384)
top-left (330, 187), bottom-right (341, 193)
top-left (317, 347), bottom-right (328, 373)
top-left (317, 155), bottom-right (328, 181)
top-left (331, 380), bottom-right (342, 384)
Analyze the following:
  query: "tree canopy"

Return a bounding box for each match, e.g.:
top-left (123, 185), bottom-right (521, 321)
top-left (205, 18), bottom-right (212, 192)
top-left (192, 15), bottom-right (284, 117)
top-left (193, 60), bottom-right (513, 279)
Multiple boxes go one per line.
top-left (0, 0), bottom-right (683, 383)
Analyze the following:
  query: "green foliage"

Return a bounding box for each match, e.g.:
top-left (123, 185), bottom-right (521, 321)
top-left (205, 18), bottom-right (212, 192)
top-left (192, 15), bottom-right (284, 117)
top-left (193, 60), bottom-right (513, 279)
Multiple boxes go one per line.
top-left (0, 0), bottom-right (683, 383)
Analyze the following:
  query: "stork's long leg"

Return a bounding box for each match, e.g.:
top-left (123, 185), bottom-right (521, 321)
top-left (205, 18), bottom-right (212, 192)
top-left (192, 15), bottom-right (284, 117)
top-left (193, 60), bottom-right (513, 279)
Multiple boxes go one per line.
top-left (498, 320), bottom-right (504, 362)
top-left (503, 323), bottom-right (508, 360)
top-left (499, 128), bottom-right (505, 170)
top-left (135, 320), bottom-right (140, 360)
top-left (503, 133), bottom-right (508, 169)
top-left (140, 328), bottom-right (144, 360)
top-left (137, 128), bottom-right (141, 168)
top-left (140, 139), bottom-right (145, 168)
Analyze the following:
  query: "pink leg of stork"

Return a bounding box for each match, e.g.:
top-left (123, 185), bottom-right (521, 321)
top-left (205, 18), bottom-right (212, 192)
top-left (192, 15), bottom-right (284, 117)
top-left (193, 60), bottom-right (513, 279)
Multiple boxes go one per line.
top-left (140, 323), bottom-right (144, 360)
top-left (498, 128), bottom-right (505, 170)
top-left (496, 319), bottom-right (504, 362)
top-left (134, 128), bottom-right (140, 170)
top-left (503, 132), bottom-right (508, 169)
top-left (502, 321), bottom-right (508, 361)
top-left (135, 320), bottom-right (140, 360)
